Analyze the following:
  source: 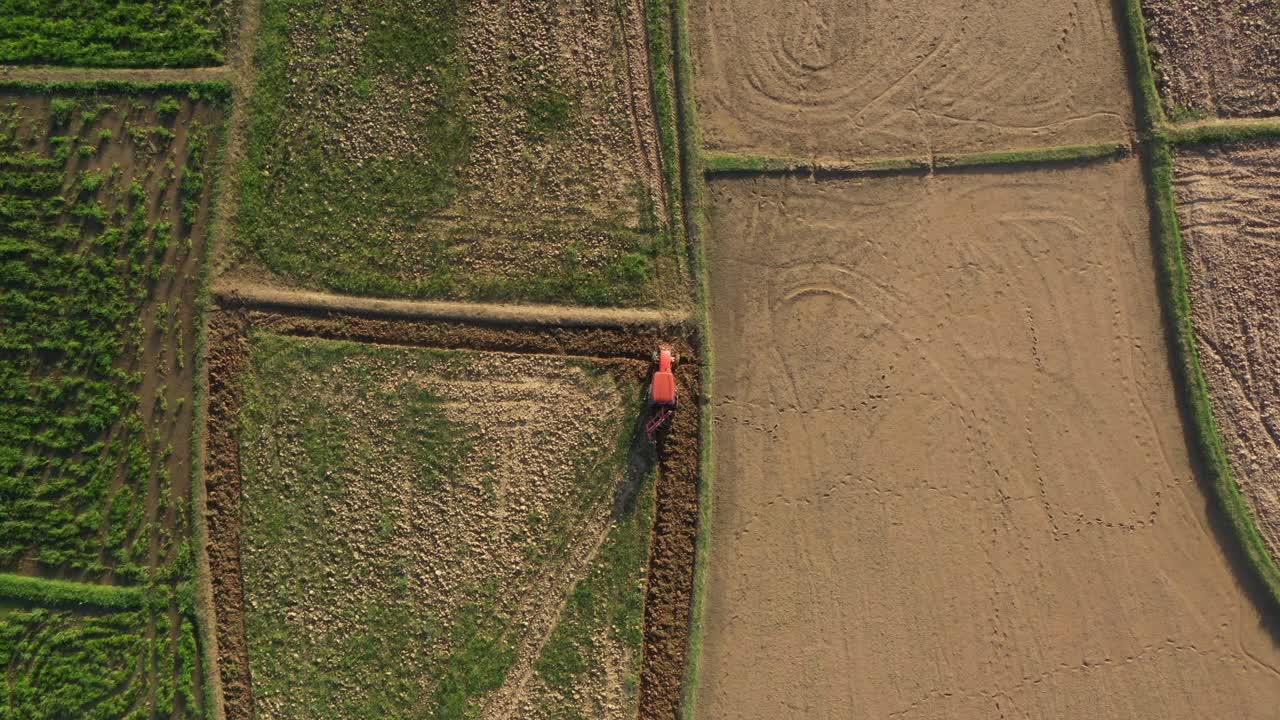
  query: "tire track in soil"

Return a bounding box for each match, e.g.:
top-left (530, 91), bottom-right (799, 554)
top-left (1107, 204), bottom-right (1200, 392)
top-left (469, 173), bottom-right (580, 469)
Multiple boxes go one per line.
top-left (204, 307), bottom-right (700, 720)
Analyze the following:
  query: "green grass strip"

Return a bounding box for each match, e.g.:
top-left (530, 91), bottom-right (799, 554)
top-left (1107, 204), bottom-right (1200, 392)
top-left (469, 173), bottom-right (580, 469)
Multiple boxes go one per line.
top-left (0, 79), bottom-right (232, 104)
top-left (666, 0), bottom-right (714, 717)
top-left (1162, 118), bottom-right (1280, 146)
top-left (0, 572), bottom-right (145, 611)
top-left (1121, 0), bottom-right (1166, 130)
top-left (1147, 141), bottom-right (1280, 609)
top-left (934, 143), bottom-right (1126, 169)
top-left (702, 150), bottom-right (925, 176)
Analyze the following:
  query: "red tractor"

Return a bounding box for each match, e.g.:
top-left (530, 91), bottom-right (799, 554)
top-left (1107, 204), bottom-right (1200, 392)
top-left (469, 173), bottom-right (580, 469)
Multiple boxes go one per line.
top-left (645, 346), bottom-right (677, 441)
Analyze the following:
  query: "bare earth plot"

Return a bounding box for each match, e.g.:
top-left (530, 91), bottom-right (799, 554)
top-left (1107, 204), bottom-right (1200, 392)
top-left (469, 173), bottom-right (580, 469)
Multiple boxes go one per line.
top-left (228, 0), bottom-right (679, 307)
top-left (1176, 141), bottom-right (1280, 561)
top-left (689, 0), bottom-right (1132, 161)
top-left (1143, 0), bottom-right (1280, 119)
top-left (699, 160), bottom-right (1280, 719)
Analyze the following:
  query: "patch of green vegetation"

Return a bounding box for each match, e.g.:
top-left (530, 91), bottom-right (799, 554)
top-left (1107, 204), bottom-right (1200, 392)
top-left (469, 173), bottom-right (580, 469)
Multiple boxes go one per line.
top-left (934, 143), bottom-right (1126, 170)
top-left (1122, 0), bottom-right (1166, 130)
top-left (658, 0), bottom-right (715, 716)
top-left (0, 90), bottom-right (219, 579)
top-left (0, 572), bottom-right (144, 610)
top-left (1162, 119), bottom-right (1280, 146)
top-left (237, 0), bottom-right (471, 299)
top-left (524, 87), bottom-right (573, 140)
top-left (534, 469), bottom-right (653, 713)
top-left (0, 601), bottom-right (199, 719)
top-left (0, 0), bottom-right (226, 67)
top-left (237, 333), bottom-right (648, 719)
top-left (701, 151), bottom-right (800, 174)
top-left (1167, 105), bottom-right (1211, 123)
top-left (701, 150), bottom-right (930, 176)
top-left (1118, 0), bottom-right (1280, 613)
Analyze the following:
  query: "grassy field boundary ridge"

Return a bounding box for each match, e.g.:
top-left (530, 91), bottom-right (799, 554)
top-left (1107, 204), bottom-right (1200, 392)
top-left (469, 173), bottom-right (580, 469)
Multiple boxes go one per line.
top-left (703, 150), bottom-right (925, 176)
top-left (1122, 0), bottom-right (1166, 130)
top-left (0, 572), bottom-right (145, 610)
top-left (0, 78), bottom-right (232, 103)
top-left (665, 0), bottom-right (715, 716)
top-left (933, 143), bottom-right (1128, 169)
top-left (1162, 118), bottom-right (1280, 146)
top-left (703, 143), bottom-right (1127, 177)
top-left (1121, 0), bottom-right (1280, 610)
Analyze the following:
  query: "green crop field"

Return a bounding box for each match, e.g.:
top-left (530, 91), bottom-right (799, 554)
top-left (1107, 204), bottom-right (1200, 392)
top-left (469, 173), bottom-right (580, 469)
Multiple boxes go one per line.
top-left (0, 1), bottom-right (228, 67)
top-left (234, 0), bottom-right (683, 307)
top-left (232, 332), bottom-right (652, 719)
top-left (0, 600), bottom-right (200, 719)
top-left (0, 86), bottom-right (224, 581)
top-left (0, 83), bottom-right (225, 719)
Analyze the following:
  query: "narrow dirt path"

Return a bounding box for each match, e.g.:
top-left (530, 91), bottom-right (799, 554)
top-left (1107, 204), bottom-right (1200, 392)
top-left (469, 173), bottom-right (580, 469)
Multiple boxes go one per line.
top-left (213, 282), bottom-right (692, 330)
top-left (0, 66), bottom-right (234, 83)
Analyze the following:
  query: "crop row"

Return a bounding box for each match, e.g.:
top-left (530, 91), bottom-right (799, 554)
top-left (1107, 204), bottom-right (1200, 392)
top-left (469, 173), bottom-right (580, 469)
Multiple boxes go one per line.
top-left (0, 92), bottom-right (215, 579)
top-left (0, 0), bottom-right (227, 67)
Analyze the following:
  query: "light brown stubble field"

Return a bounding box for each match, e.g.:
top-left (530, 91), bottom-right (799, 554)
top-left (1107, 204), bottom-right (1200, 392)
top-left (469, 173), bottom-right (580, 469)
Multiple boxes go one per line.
top-left (689, 0), bottom-right (1133, 162)
top-left (699, 160), bottom-right (1280, 719)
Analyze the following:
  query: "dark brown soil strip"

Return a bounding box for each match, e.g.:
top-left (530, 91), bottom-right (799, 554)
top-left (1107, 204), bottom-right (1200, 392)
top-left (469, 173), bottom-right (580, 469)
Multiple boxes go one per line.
top-left (205, 310), bottom-right (254, 720)
top-left (203, 306), bottom-right (700, 720)
top-left (640, 360), bottom-right (699, 720)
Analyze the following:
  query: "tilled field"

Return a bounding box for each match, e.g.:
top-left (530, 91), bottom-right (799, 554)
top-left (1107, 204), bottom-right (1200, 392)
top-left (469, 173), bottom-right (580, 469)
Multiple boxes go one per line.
top-left (1176, 141), bottom-right (1280, 560)
top-left (1143, 0), bottom-right (1280, 119)
top-left (205, 309), bottom-right (699, 720)
top-left (689, 0), bottom-right (1132, 161)
top-left (699, 160), bottom-right (1280, 718)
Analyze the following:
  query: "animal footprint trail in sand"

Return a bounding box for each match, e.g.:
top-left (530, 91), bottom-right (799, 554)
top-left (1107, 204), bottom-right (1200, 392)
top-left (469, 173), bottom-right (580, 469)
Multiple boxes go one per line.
top-left (699, 162), bottom-right (1280, 719)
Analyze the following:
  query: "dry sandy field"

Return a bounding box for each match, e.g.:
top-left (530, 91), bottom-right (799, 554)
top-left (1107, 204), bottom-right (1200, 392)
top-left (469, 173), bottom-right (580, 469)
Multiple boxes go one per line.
top-left (204, 310), bottom-right (700, 720)
top-left (699, 160), bottom-right (1280, 719)
top-left (1143, 0), bottom-right (1280, 119)
top-left (1176, 141), bottom-right (1280, 562)
top-left (689, 0), bottom-right (1133, 161)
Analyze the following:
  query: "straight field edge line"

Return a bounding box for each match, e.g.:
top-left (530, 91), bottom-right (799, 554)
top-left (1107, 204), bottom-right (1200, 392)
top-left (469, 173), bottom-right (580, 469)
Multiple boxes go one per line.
top-left (1160, 117), bottom-right (1280, 146)
top-left (0, 76), bottom-right (233, 103)
top-left (933, 142), bottom-right (1129, 170)
top-left (212, 282), bottom-right (693, 330)
top-left (0, 66), bottom-right (233, 85)
top-left (192, 108), bottom-right (236, 720)
top-left (1147, 141), bottom-right (1280, 610)
top-left (0, 572), bottom-right (146, 611)
top-left (703, 142), bottom-right (1129, 179)
top-left (1120, 0), bottom-right (1166, 131)
top-left (702, 150), bottom-right (926, 177)
top-left (668, 0), bottom-right (716, 717)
